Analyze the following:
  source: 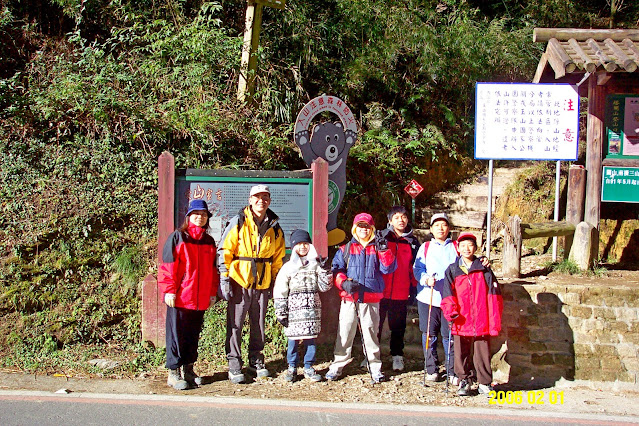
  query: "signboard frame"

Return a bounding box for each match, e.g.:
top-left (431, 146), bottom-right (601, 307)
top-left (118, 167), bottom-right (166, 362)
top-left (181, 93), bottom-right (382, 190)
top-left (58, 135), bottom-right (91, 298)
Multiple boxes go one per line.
top-left (601, 166), bottom-right (639, 203)
top-left (175, 171), bottom-right (313, 249)
top-left (605, 94), bottom-right (639, 160)
top-left (474, 82), bottom-right (580, 161)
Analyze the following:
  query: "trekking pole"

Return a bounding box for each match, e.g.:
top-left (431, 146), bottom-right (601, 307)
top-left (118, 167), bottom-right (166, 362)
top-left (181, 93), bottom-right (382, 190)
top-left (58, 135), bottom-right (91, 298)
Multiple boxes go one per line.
top-left (422, 275), bottom-right (435, 387)
top-left (354, 299), bottom-right (376, 385)
top-left (445, 325), bottom-right (452, 394)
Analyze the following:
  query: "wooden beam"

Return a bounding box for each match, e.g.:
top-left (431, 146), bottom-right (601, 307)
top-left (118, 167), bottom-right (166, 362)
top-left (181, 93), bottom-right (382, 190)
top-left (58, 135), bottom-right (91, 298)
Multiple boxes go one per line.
top-left (502, 215), bottom-right (522, 279)
top-left (563, 165), bottom-right (586, 256)
top-left (597, 73), bottom-right (612, 86)
top-left (602, 158), bottom-right (639, 167)
top-left (568, 39), bottom-right (597, 73)
top-left (520, 221), bottom-right (575, 239)
top-left (604, 38), bottom-right (638, 72)
top-left (534, 28), bottom-right (639, 43)
top-left (547, 38), bottom-right (576, 78)
top-left (587, 39), bottom-right (618, 72)
top-left (532, 52), bottom-right (549, 83)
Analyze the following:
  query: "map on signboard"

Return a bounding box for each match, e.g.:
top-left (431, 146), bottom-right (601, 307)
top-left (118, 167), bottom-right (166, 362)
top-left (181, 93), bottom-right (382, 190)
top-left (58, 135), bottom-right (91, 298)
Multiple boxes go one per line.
top-left (474, 83), bottom-right (579, 161)
top-left (175, 179), bottom-right (311, 248)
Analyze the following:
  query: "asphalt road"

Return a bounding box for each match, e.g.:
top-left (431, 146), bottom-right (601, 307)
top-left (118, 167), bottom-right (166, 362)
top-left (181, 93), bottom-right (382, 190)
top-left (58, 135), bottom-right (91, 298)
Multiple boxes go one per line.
top-left (0, 390), bottom-right (635, 426)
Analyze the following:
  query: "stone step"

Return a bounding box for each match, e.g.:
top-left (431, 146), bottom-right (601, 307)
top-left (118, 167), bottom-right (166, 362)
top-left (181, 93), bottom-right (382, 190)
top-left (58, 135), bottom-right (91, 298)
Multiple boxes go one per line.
top-left (418, 208), bottom-right (487, 229)
top-left (430, 193), bottom-right (497, 212)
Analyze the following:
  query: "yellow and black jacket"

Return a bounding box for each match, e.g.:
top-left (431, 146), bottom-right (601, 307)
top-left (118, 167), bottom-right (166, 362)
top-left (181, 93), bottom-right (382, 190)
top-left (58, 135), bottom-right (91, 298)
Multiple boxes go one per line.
top-left (218, 206), bottom-right (285, 290)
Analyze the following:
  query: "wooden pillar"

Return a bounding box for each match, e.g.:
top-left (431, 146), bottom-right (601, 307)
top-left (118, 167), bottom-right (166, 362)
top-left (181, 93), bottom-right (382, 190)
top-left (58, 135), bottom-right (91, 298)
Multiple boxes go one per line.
top-left (311, 158), bottom-right (329, 257)
top-left (237, 1), bottom-right (263, 102)
top-left (502, 215), bottom-right (522, 279)
top-left (563, 165), bottom-right (587, 257)
top-left (585, 74), bottom-right (605, 263)
top-left (142, 151), bottom-right (175, 347)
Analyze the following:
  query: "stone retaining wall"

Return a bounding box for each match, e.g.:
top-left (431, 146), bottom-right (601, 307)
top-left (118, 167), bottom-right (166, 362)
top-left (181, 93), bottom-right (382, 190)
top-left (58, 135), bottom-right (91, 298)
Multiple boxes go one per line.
top-left (381, 280), bottom-right (639, 390)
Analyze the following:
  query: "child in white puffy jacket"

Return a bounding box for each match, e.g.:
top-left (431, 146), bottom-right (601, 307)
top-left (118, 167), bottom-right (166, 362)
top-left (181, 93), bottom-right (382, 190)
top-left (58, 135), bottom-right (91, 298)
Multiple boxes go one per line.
top-left (273, 229), bottom-right (332, 382)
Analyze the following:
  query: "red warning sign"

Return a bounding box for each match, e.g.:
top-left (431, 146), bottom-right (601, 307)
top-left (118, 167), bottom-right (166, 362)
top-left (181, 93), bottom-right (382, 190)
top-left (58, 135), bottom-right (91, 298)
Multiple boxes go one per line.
top-left (404, 179), bottom-right (424, 199)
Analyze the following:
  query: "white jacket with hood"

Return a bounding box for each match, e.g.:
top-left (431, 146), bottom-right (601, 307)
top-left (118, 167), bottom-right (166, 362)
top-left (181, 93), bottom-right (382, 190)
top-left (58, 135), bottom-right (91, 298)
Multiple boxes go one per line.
top-left (273, 244), bottom-right (333, 339)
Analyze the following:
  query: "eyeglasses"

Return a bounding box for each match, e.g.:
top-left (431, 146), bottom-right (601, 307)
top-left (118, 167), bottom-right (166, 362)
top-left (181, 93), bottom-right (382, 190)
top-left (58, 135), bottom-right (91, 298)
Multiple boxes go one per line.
top-left (356, 223), bottom-right (371, 229)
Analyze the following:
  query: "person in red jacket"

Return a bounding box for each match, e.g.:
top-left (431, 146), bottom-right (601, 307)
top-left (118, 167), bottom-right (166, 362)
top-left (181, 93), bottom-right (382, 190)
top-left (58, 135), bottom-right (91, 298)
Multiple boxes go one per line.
top-left (158, 199), bottom-right (220, 390)
top-left (441, 232), bottom-right (502, 397)
top-left (377, 206), bottom-right (419, 372)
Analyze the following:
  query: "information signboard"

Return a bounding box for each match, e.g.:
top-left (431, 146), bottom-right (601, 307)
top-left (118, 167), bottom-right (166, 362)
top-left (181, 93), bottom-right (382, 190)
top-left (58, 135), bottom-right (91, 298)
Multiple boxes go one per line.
top-left (605, 94), bottom-right (639, 159)
top-left (602, 166), bottom-right (639, 203)
top-left (175, 175), bottom-right (312, 248)
top-left (475, 83), bottom-right (579, 160)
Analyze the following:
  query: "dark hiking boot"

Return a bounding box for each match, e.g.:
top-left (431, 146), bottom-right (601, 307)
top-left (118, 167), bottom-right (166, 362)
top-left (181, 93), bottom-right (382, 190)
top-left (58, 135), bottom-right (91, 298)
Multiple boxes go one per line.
top-left (457, 379), bottom-right (471, 396)
top-left (183, 363), bottom-right (203, 387)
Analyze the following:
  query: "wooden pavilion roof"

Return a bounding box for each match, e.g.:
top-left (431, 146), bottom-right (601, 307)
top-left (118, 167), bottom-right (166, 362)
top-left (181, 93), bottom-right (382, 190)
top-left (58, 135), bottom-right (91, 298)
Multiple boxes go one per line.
top-left (533, 28), bottom-right (639, 92)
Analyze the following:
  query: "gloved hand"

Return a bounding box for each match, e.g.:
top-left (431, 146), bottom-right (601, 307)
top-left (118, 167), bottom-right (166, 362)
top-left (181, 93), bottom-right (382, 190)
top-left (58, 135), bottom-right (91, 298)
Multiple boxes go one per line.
top-left (317, 256), bottom-right (330, 271)
top-left (449, 313), bottom-right (459, 322)
top-left (342, 279), bottom-right (360, 295)
top-left (377, 237), bottom-right (388, 251)
top-left (278, 317), bottom-right (289, 328)
top-left (220, 277), bottom-right (233, 301)
top-left (164, 293), bottom-right (176, 308)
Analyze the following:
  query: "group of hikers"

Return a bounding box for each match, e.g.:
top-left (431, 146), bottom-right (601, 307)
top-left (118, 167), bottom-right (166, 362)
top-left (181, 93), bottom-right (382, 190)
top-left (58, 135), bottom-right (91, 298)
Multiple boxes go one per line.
top-left (158, 184), bottom-right (503, 397)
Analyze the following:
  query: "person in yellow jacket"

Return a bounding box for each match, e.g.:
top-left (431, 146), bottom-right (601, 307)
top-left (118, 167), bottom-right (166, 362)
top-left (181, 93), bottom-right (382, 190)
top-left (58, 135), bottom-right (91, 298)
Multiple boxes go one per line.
top-left (218, 184), bottom-right (286, 384)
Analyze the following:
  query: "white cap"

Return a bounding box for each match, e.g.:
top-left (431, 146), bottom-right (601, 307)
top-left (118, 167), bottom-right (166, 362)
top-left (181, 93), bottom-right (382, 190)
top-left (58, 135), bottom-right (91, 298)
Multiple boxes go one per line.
top-left (249, 184), bottom-right (271, 197)
top-left (430, 212), bottom-right (450, 226)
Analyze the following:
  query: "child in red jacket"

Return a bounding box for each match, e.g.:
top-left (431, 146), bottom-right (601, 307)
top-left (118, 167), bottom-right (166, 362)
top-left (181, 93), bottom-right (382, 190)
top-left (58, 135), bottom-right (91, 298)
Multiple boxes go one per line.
top-left (441, 233), bottom-right (503, 397)
top-left (158, 199), bottom-right (220, 390)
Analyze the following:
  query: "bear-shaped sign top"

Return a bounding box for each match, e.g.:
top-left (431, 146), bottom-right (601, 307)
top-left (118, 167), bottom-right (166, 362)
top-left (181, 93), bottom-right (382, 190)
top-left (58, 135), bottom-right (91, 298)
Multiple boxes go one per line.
top-left (294, 95), bottom-right (358, 245)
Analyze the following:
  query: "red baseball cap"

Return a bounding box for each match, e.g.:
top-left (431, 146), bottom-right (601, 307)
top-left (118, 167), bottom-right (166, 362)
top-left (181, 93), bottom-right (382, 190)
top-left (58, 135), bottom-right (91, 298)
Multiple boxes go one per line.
top-left (353, 213), bottom-right (374, 227)
top-left (457, 232), bottom-right (477, 244)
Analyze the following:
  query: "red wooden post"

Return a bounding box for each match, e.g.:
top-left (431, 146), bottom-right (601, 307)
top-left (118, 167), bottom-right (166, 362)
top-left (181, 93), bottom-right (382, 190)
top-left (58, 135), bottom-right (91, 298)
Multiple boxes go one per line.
top-left (141, 274), bottom-right (161, 345)
top-left (142, 151), bottom-right (175, 347)
top-left (311, 158), bottom-right (329, 258)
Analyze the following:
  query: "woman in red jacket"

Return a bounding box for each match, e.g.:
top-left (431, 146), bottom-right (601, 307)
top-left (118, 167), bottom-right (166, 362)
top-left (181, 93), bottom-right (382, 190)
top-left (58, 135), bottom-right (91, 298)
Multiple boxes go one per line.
top-left (441, 233), bottom-right (502, 397)
top-left (158, 199), bottom-right (220, 390)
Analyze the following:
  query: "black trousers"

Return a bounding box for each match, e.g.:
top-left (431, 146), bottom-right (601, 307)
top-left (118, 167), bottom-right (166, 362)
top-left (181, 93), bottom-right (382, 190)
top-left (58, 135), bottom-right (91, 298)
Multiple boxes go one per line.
top-left (165, 306), bottom-right (205, 370)
top-left (378, 299), bottom-right (408, 356)
top-left (454, 335), bottom-right (492, 385)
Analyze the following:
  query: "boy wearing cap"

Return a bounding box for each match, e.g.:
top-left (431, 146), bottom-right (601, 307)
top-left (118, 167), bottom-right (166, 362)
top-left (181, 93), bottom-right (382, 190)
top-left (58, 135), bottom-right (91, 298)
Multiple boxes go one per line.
top-left (377, 206), bottom-right (420, 372)
top-left (218, 184), bottom-right (286, 384)
top-left (273, 229), bottom-right (332, 382)
top-left (325, 213), bottom-right (397, 383)
top-left (412, 212), bottom-right (458, 383)
top-left (441, 232), bottom-right (503, 397)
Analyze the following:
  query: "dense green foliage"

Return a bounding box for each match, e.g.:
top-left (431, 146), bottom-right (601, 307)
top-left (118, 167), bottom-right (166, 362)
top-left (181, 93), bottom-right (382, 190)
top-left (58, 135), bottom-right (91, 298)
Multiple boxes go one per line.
top-left (1, 0), bottom-right (637, 372)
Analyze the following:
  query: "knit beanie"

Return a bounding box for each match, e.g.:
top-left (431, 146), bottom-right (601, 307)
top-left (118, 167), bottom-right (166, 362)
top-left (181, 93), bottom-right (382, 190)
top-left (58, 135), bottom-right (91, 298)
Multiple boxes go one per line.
top-left (290, 229), bottom-right (312, 248)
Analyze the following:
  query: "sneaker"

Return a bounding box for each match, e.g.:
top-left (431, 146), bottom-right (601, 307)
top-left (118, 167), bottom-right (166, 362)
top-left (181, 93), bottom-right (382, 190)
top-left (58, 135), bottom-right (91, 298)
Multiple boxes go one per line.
top-left (447, 375), bottom-right (459, 386)
top-left (167, 368), bottom-right (188, 390)
top-left (425, 372), bottom-right (440, 382)
top-left (182, 363), bottom-right (203, 387)
top-left (372, 371), bottom-right (386, 384)
top-left (303, 367), bottom-right (322, 382)
top-left (247, 361), bottom-right (270, 379)
top-left (325, 368), bottom-right (341, 381)
top-left (457, 379), bottom-right (471, 396)
top-left (228, 368), bottom-right (246, 384)
top-left (284, 366), bottom-right (296, 383)
top-left (392, 356), bottom-right (404, 372)
top-left (478, 383), bottom-right (494, 397)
